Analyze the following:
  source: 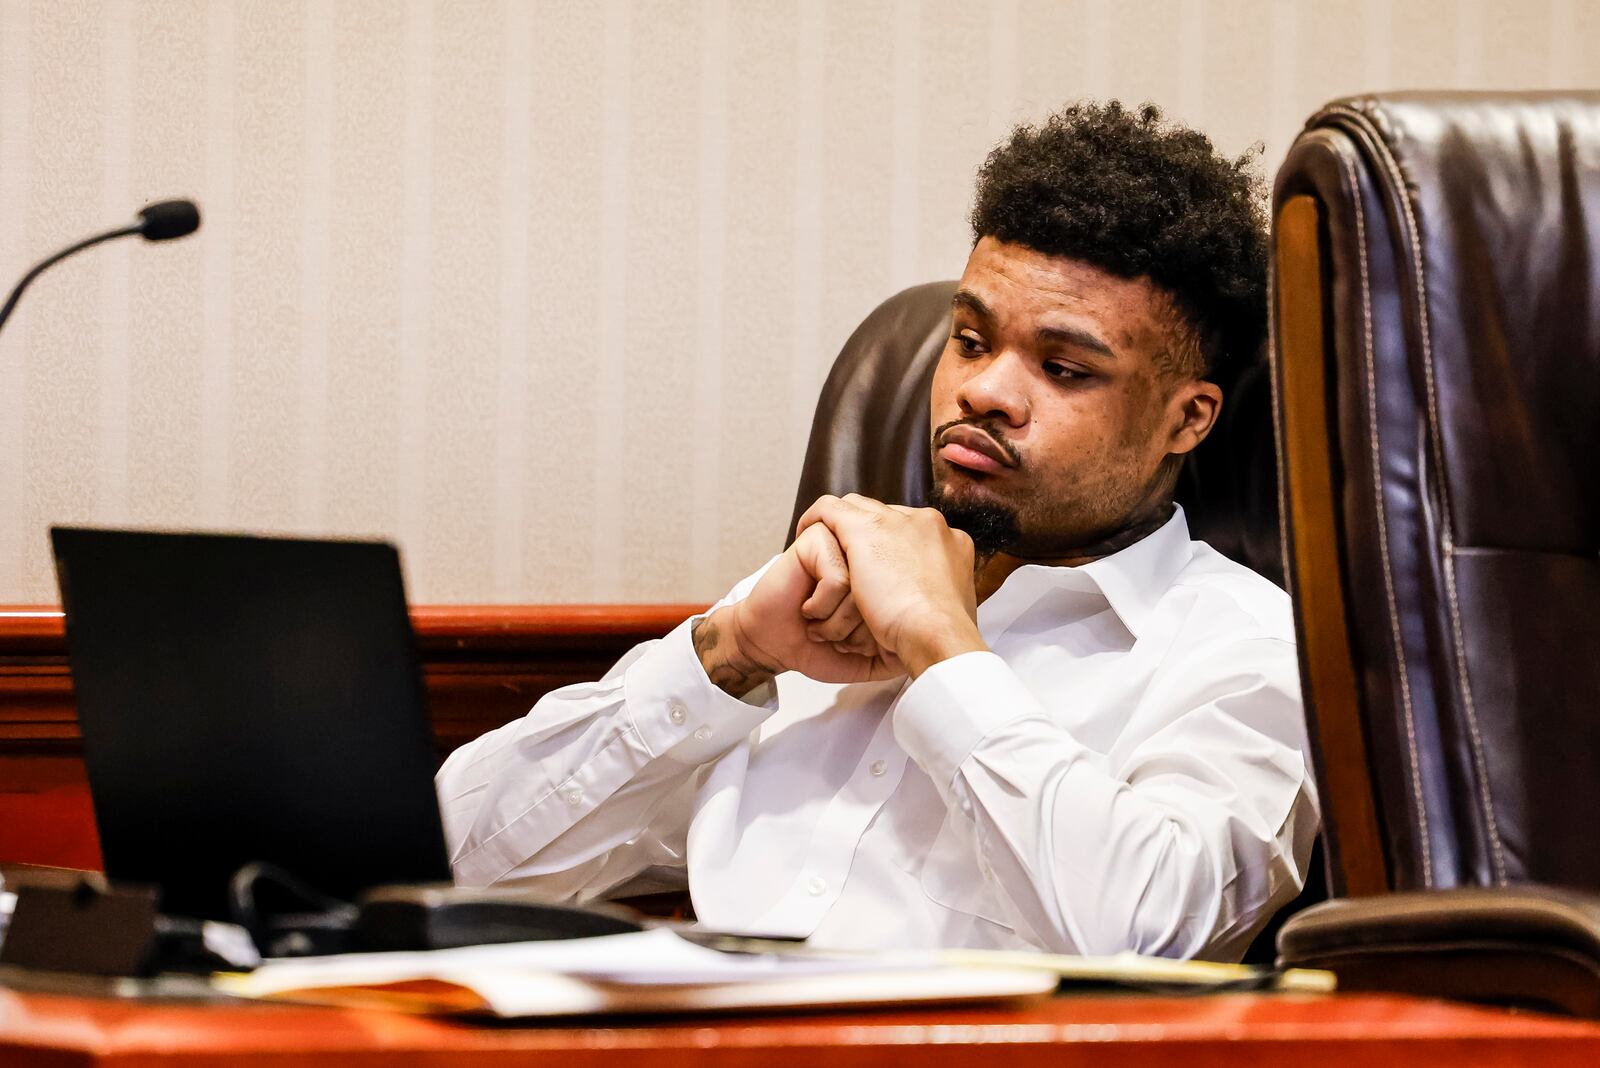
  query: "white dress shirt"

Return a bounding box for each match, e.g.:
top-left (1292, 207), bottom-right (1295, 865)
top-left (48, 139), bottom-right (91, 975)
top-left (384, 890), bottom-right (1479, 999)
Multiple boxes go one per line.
top-left (436, 507), bottom-right (1318, 961)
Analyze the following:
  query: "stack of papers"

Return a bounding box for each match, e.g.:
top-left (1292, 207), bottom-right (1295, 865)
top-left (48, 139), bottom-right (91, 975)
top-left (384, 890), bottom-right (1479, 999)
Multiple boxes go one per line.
top-left (214, 928), bottom-right (1059, 1017)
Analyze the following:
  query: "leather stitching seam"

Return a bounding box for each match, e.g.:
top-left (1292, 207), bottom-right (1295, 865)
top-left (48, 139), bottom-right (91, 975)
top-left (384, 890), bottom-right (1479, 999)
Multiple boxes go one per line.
top-left (1333, 104), bottom-right (1509, 886)
top-left (1327, 118), bottom-right (1432, 888)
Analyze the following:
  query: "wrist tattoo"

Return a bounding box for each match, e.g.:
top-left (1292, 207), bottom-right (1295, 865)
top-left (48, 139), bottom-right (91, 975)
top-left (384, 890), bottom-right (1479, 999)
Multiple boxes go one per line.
top-left (692, 612), bottom-right (773, 698)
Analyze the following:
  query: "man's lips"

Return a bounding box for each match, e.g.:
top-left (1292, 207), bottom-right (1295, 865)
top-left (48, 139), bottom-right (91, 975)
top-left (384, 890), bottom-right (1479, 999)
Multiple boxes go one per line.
top-left (938, 425), bottom-right (1016, 475)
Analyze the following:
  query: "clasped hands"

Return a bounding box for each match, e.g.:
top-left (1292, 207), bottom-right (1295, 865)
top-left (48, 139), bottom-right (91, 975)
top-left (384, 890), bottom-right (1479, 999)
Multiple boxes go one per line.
top-left (694, 494), bottom-right (989, 697)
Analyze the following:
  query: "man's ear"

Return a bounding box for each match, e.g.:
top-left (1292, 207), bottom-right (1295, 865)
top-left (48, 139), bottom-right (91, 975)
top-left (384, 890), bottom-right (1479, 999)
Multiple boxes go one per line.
top-left (1167, 380), bottom-right (1223, 457)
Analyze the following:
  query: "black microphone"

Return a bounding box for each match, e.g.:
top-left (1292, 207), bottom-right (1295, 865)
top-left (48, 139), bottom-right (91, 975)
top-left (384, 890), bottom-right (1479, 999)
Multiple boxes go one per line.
top-left (0, 198), bottom-right (202, 337)
top-left (137, 199), bottom-right (201, 241)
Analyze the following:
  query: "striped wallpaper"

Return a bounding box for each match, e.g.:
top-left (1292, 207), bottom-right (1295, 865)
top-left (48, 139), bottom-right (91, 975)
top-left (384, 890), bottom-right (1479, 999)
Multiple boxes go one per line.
top-left (1, 0), bottom-right (1597, 604)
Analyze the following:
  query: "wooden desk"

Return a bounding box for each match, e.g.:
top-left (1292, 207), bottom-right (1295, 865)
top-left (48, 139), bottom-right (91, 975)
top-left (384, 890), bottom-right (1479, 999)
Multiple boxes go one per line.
top-left (2, 988), bottom-right (1599, 1067)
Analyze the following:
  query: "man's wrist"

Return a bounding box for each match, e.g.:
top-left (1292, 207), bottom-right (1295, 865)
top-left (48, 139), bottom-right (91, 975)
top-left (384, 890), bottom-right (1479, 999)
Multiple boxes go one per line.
top-left (899, 619), bottom-right (988, 679)
top-left (691, 605), bottom-right (776, 698)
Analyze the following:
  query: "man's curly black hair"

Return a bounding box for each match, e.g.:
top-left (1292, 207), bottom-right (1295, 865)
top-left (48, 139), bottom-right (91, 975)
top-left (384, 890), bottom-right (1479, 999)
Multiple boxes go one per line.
top-left (970, 101), bottom-right (1267, 385)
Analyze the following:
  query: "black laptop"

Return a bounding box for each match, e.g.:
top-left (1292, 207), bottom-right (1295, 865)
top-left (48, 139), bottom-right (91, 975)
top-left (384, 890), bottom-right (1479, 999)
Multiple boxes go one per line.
top-left (50, 528), bottom-right (452, 921)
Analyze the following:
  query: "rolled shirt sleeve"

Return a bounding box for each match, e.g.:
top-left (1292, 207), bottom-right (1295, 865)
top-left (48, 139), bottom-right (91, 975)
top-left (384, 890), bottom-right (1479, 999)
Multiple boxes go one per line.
top-left (892, 639), bottom-right (1316, 960)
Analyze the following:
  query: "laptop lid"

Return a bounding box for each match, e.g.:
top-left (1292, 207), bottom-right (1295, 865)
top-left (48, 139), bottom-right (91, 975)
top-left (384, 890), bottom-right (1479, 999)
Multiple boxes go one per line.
top-left (51, 527), bottom-right (452, 921)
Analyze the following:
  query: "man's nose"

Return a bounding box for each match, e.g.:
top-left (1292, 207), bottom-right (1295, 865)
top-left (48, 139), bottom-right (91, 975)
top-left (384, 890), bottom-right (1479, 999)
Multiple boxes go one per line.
top-left (957, 350), bottom-right (1031, 427)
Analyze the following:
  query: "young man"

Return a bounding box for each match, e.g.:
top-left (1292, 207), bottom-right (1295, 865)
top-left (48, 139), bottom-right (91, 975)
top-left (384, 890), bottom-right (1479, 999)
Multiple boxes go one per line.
top-left (437, 102), bottom-right (1317, 962)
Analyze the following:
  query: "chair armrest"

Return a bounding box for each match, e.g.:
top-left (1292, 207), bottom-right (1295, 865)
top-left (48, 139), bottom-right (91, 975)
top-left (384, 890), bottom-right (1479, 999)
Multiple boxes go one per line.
top-left (1277, 886), bottom-right (1600, 1017)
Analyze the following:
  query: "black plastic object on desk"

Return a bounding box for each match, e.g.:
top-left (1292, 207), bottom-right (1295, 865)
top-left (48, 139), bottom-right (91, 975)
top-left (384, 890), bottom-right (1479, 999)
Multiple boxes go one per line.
top-left (355, 884), bottom-right (645, 952)
top-left (0, 876), bottom-right (158, 977)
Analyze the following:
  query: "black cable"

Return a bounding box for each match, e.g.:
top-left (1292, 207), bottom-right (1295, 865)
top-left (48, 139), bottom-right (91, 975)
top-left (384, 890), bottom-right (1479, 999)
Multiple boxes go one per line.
top-left (228, 862), bottom-right (358, 958)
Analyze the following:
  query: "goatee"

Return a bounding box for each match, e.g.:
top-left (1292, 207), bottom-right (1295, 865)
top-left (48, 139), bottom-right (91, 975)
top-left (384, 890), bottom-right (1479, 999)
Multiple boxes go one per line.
top-left (929, 484), bottom-right (1022, 559)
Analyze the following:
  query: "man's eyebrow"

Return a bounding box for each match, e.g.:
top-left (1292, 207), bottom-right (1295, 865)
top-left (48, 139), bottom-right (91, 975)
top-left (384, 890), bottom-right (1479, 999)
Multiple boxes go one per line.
top-left (1037, 324), bottom-right (1116, 359)
top-left (951, 290), bottom-right (994, 320)
top-left (952, 289), bottom-right (1116, 358)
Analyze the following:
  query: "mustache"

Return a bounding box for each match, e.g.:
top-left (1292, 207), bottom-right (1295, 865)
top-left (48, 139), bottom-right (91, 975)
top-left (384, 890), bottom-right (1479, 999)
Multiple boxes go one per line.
top-left (931, 417), bottom-right (1023, 469)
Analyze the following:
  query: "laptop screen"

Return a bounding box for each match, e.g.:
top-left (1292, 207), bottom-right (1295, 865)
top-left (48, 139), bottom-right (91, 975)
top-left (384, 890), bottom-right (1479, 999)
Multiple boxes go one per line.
top-left (52, 528), bottom-right (451, 921)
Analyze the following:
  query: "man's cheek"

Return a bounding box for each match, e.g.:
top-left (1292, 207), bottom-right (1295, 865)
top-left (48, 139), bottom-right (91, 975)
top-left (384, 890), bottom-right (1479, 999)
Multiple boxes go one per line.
top-left (1034, 436), bottom-right (1126, 506)
top-left (927, 351), bottom-right (963, 413)
top-left (1111, 386), bottom-right (1165, 450)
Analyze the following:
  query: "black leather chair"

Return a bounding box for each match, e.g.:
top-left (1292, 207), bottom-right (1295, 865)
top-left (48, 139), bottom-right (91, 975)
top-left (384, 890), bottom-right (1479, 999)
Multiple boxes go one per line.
top-left (1270, 92), bottom-right (1600, 1015)
top-left (787, 275), bottom-right (1312, 962)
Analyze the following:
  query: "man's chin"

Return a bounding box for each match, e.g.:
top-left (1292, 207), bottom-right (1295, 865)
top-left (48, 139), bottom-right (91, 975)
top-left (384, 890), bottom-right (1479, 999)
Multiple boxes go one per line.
top-left (929, 481), bottom-right (1022, 557)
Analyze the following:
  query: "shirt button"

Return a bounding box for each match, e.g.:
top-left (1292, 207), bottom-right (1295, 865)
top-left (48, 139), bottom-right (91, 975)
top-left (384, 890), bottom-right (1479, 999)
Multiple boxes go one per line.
top-left (869, 759), bottom-right (887, 777)
top-left (807, 876), bottom-right (827, 896)
top-left (668, 703), bottom-right (687, 725)
top-left (693, 725), bottom-right (713, 741)
top-left (562, 787), bottom-right (582, 806)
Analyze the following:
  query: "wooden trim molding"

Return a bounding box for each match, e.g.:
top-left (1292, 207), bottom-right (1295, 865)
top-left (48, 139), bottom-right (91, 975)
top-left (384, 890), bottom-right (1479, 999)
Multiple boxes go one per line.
top-left (0, 603), bottom-right (703, 870)
top-left (1274, 194), bottom-right (1389, 897)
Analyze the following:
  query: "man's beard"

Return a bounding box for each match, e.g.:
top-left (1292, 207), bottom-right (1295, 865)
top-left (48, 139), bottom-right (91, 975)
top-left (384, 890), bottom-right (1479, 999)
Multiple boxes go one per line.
top-left (929, 482), bottom-right (1022, 559)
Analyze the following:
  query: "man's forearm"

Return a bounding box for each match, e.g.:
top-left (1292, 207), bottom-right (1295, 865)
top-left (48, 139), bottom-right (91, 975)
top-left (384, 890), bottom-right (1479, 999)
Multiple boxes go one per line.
top-left (691, 606), bottom-right (775, 698)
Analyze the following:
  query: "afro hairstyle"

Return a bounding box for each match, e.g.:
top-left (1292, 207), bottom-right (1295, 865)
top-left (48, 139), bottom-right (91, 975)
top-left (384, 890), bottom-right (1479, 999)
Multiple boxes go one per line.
top-left (969, 101), bottom-right (1268, 385)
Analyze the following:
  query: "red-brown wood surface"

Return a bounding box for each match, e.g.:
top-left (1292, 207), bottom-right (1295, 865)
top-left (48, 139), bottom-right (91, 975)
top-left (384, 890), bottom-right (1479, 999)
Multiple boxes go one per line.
top-left (0, 605), bottom-right (707, 653)
top-left (0, 605), bottom-right (703, 871)
top-left (1, 988), bottom-right (1598, 1067)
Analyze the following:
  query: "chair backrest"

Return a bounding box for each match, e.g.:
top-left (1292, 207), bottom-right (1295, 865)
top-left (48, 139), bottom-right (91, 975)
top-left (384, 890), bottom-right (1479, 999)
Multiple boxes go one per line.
top-left (1273, 93), bottom-right (1600, 898)
top-left (787, 281), bottom-right (1284, 586)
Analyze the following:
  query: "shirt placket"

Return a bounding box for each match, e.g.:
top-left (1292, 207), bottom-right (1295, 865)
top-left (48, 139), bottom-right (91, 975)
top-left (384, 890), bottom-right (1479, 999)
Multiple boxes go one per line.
top-left (748, 694), bottom-right (911, 935)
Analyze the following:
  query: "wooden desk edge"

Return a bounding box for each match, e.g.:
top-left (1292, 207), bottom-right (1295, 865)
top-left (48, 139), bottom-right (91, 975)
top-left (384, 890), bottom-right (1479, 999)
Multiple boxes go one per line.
top-left (3, 987), bottom-right (1600, 1067)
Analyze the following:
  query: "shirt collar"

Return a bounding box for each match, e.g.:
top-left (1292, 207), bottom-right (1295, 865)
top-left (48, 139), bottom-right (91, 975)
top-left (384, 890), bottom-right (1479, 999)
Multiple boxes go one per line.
top-left (977, 505), bottom-right (1194, 641)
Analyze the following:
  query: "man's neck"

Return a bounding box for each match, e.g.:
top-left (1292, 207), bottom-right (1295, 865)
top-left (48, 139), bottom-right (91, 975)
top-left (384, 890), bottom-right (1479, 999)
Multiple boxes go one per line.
top-left (973, 500), bottom-right (1176, 604)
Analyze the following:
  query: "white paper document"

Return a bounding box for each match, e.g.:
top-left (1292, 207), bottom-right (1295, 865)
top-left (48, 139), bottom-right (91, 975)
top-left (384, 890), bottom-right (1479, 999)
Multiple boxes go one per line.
top-left (215, 928), bottom-right (1057, 1017)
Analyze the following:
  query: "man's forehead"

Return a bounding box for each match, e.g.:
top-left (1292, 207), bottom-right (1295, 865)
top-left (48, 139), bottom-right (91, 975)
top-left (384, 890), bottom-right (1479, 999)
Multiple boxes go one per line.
top-left (958, 237), bottom-right (1177, 352)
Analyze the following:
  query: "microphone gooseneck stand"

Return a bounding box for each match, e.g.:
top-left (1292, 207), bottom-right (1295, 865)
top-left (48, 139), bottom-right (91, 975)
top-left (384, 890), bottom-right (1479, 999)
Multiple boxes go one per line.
top-left (0, 199), bottom-right (202, 338)
top-left (0, 225), bottom-right (142, 336)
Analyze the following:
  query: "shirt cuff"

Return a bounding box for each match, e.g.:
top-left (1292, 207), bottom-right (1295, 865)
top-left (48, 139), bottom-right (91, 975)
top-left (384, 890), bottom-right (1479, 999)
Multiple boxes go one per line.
top-left (892, 650), bottom-right (1048, 788)
top-left (624, 614), bottom-right (780, 764)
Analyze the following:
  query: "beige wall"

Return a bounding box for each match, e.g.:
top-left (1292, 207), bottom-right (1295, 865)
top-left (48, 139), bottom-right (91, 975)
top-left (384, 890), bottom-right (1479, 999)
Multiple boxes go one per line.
top-left (1, 0), bottom-right (1597, 605)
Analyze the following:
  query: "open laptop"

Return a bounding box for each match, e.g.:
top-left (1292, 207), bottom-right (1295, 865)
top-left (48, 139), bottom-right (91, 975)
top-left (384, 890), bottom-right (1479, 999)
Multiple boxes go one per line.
top-left (50, 528), bottom-right (452, 921)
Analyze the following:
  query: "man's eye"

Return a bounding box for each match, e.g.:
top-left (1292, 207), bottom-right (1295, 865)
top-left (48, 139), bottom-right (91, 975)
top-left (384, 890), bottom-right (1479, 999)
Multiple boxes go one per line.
top-left (953, 332), bottom-right (986, 355)
top-left (1044, 362), bottom-right (1089, 381)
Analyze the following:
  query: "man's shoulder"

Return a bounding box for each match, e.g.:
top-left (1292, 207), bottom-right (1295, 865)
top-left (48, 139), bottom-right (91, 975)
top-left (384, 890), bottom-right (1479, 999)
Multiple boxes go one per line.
top-left (1165, 540), bottom-right (1295, 647)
